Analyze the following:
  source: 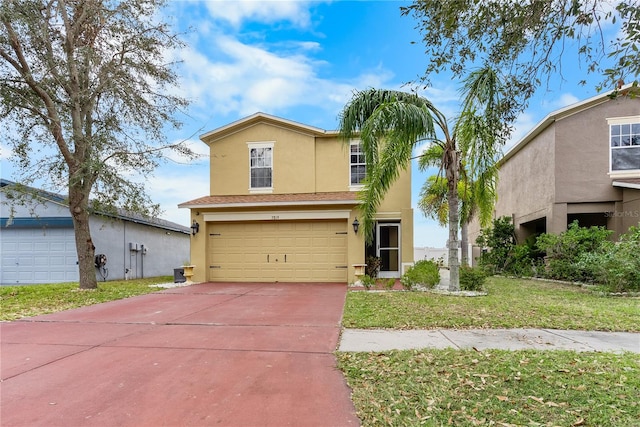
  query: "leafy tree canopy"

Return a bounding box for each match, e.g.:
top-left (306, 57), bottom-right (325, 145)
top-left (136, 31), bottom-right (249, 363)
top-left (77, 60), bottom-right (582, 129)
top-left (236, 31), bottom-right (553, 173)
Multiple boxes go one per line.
top-left (0, 0), bottom-right (192, 215)
top-left (0, 0), bottom-right (193, 289)
top-left (402, 0), bottom-right (640, 115)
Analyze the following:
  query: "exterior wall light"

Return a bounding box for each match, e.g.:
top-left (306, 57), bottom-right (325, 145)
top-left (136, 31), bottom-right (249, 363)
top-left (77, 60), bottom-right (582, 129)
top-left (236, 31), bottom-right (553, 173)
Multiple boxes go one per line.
top-left (191, 220), bottom-right (200, 236)
top-left (352, 218), bottom-right (359, 234)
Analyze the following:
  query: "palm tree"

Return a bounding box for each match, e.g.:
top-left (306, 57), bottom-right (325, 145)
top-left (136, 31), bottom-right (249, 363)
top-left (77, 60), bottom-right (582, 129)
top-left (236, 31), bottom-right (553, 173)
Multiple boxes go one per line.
top-left (418, 156), bottom-right (498, 267)
top-left (338, 67), bottom-right (507, 291)
top-left (418, 142), bottom-right (499, 266)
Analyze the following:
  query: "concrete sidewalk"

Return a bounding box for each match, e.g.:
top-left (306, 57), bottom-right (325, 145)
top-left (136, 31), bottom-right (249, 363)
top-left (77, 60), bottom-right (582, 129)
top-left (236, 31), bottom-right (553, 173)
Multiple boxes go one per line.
top-left (339, 328), bottom-right (640, 353)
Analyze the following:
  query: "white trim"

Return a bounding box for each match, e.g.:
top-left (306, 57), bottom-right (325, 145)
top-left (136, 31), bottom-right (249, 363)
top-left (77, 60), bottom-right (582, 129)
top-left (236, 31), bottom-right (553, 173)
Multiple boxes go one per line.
top-left (613, 181), bottom-right (640, 190)
top-left (377, 222), bottom-right (402, 278)
top-left (246, 141), bottom-right (275, 149)
top-left (248, 142), bottom-right (274, 190)
top-left (349, 140), bottom-right (366, 187)
top-left (607, 116), bottom-right (640, 125)
top-left (609, 118), bottom-right (640, 174)
top-left (180, 199), bottom-right (360, 209)
top-left (200, 112), bottom-right (331, 142)
top-left (610, 171), bottom-right (640, 179)
top-left (204, 210), bottom-right (352, 222)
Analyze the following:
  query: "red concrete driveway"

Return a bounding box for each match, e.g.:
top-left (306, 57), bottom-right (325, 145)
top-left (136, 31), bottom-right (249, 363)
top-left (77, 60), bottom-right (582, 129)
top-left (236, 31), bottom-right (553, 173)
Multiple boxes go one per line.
top-left (1, 282), bottom-right (360, 427)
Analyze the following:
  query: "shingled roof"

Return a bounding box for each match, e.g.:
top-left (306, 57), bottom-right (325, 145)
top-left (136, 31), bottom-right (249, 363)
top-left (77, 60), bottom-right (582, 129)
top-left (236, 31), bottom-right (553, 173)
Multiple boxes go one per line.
top-left (179, 191), bottom-right (360, 209)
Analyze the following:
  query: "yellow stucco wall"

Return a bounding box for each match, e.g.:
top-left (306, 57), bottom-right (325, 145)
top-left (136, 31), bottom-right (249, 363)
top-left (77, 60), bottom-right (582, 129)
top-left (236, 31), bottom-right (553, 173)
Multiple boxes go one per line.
top-left (206, 123), bottom-right (317, 195)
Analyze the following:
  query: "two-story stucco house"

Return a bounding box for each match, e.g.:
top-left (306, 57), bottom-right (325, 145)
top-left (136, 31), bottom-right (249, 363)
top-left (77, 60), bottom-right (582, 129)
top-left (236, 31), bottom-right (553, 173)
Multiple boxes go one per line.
top-left (179, 113), bottom-right (414, 283)
top-left (469, 86), bottom-right (640, 261)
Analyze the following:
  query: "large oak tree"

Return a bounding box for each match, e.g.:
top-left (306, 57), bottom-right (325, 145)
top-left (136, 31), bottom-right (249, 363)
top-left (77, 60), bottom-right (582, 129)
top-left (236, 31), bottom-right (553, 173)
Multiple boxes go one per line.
top-left (1, 0), bottom-right (192, 289)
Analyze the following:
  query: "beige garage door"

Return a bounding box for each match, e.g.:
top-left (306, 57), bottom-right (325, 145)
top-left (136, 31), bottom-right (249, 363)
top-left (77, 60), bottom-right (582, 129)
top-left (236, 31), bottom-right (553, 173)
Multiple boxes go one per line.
top-left (208, 220), bottom-right (348, 282)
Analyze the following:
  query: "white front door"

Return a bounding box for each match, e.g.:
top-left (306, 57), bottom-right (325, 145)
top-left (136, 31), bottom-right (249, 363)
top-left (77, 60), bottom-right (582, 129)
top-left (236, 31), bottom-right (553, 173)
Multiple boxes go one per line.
top-left (377, 223), bottom-right (400, 278)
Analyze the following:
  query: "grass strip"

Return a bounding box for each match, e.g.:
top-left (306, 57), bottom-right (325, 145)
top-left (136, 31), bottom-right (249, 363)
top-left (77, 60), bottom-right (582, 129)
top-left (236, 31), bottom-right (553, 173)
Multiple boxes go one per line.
top-left (343, 276), bottom-right (640, 332)
top-left (0, 276), bottom-right (172, 321)
top-left (337, 349), bottom-right (640, 426)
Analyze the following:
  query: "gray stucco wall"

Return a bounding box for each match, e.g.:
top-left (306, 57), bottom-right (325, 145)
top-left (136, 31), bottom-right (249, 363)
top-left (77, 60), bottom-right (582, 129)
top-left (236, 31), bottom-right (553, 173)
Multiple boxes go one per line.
top-left (553, 98), bottom-right (635, 204)
top-left (1, 187), bottom-right (190, 283)
top-left (468, 123), bottom-right (557, 248)
top-left (621, 188), bottom-right (640, 232)
top-left (501, 124), bottom-right (557, 223)
top-left (90, 217), bottom-right (190, 281)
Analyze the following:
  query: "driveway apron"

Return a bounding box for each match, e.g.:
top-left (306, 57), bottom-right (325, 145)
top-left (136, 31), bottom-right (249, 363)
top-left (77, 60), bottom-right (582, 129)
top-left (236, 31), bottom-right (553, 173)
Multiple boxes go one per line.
top-left (1, 282), bottom-right (360, 427)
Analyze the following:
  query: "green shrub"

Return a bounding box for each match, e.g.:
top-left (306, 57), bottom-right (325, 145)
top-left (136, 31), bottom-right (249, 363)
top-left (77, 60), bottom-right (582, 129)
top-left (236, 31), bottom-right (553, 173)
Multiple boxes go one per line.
top-left (580, 226), bottom-right (640, 293)
top-left (400, 260), bottom-right (440, 290)
top-left (459, 266), bottom-right (487, 291)
top-left (476, 216), bottom-right (516, 274)
top-left (360, 274), bottom-right (375, 290)
top-left (536, 221), bottom-right (612, 282)
top-left (382, 278), bottom-right (396, 290)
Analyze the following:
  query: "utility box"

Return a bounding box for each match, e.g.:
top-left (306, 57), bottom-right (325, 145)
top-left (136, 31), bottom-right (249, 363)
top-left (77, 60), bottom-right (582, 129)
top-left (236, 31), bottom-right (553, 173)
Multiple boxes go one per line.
top-left (173, 268), bottom-right (186, 283)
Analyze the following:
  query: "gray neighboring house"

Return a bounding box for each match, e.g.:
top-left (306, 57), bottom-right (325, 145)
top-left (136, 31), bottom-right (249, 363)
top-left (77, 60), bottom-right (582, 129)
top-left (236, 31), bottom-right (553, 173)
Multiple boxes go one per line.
top-left (1, 179), bottom-right (190, 285)
top-left (469, 87), bottom-right (640, 263)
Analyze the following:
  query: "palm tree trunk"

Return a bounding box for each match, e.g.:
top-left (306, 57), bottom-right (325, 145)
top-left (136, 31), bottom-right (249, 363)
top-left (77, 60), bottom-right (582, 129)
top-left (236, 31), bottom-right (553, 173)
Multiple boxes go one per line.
top-left (446, 149), bottom-right (460, 291)
top-left (461, 221), bottom-right (469, 267)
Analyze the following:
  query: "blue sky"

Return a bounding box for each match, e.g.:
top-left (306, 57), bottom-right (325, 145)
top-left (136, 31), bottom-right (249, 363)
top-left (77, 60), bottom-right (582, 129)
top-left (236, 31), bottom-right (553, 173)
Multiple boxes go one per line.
top-left (0, 0), bottom-right (619, 247)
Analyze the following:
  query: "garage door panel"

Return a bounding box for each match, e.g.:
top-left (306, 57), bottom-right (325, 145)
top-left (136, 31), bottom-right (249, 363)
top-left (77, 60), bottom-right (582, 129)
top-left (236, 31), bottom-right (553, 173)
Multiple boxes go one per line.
top-left (18, 241), bottom-right (33, 251)
top-left (1, 228), bottom-right (79, 285)
top-left (208, 220), bottom-right (347, 282)
top-left (34, 256), bottom-right (49, 266)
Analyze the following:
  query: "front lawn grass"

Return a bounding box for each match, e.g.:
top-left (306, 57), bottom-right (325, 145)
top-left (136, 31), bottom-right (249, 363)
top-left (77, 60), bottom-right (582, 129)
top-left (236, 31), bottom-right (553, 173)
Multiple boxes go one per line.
top-left (343, 276), bottom-right (640, 332)
top-left (0, 276), bottom-right (172, 321)
top-left (339, 276), bottom-right (640, 426)
top-left (337, 349), bottom-right (640, 426)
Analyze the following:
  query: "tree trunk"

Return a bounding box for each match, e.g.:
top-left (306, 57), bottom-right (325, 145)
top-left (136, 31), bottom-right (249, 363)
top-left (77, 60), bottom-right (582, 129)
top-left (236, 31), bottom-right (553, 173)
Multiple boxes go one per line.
top-left (69, 183), bottom-right (97, 290)
top-left (461, 221), bottom-right (469, 267)
top-left (446, 149), bottom-right (460, 292)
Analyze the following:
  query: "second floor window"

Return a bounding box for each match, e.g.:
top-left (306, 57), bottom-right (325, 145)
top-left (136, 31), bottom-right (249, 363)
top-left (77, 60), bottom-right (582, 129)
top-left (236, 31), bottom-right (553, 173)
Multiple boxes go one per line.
top-left (250, 145), bottom-right (273, 189)
top-left (350, 142), bottom-right (366, 185)
top-left (610, 121), bottom-right (640, 172)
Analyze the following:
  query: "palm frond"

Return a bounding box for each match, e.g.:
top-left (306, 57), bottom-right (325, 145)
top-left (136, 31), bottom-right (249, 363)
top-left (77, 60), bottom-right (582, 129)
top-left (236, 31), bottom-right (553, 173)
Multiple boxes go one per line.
top-left (418, 175), bottom-right (448, 226)
top-left (417, 143), bottom-right (444, 171)
top-left (338, 89), bottom-right (437, 243)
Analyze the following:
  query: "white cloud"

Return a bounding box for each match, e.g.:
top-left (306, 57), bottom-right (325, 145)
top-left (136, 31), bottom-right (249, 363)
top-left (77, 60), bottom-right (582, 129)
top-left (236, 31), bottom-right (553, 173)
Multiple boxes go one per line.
top-left (201, 0), bottom-right (319, 28)
top-left (504, 111), bottom-right (538, 153)
top-left (146, 165), bottom-right (210, 226)
top-left (172, 34), bottom-right (396, 120)
top-left (0, 142), bottom-right (13, 161)
top-left (541, 92), bottom-right (581, 111)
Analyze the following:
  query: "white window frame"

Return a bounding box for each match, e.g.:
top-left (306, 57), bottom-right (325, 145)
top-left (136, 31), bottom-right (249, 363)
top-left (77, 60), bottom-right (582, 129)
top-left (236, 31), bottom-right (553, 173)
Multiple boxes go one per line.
top-left (349, 140), bottom-right (366, 191)
top-left (247, 141), bottom-right (274, 193)
top-left (608, 116), bottom-right (640, 177)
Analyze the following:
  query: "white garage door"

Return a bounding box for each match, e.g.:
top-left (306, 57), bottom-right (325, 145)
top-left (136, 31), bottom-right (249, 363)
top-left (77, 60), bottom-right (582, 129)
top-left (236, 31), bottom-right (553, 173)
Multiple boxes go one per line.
top-left (0, 228), bottom-right (78, 285)
top-left (208, 220), bottom-right (348, 282)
